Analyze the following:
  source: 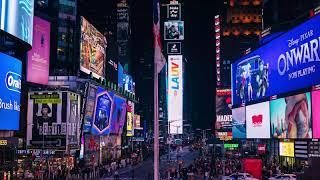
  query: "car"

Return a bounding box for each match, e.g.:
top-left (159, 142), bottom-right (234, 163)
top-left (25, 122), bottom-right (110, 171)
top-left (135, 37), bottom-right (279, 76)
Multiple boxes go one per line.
top-left (268, 174), bottom-right (296, 180)
top-left (223, 173), bottom-right (259, 180)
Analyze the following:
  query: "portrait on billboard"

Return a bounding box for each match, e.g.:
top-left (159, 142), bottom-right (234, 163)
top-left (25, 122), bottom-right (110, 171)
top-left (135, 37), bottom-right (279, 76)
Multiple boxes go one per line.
top-left (312, 90), bottom-right (320, 138)
top-left (27, 92), bottom-right (67, 149)
top-left (232, 107), bottom-right (246, 138)
top-left (271, 92), bottom-right (312, 139)
top-left (246, 101), bottom-right (271, 139)
top-left (80, 17), bottom-right (107, 80)
top-left (109, 94), bottom-right (127, 135)
top-left (164, 21), bottom-right (184, 40)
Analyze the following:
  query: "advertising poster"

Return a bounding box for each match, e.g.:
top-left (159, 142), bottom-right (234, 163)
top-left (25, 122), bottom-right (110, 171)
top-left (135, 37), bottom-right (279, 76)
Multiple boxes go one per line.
top-left (80, 17), bottom-right (107, 80)
top-left (109, 92), bottom-right (127, 135)
top-left (164, 21), bottom-right (184, 40)
top-left (168, 55), bottom-right (183, 134)
top-left (67, 93), bottom-right (81, 148)
top-left (134, 115), bottom-right (142, 130)
top-left (167, 42), bottom-right (181, 55)
top-left (167, 4), bottom-right (181, 20)
top-left (0, 0), bottom-right (34, 45)
top-left (232, 15), bottom-right (320, 106)
top-left (280, 141), bottom-right (295, 157)
top-left (312, 90), bottom-right (320, 138)
top-left (0, 53), bottom-right (21, 130)
top-left (126, 100), bottom-right (134, 136)
top-left (27, 91), bottom-right (66, 149)
top-left (270, 92), bottom-right (312, 139)
top-left (92, 87), bottom-right (112, 135)
top-left (83, 84), bottom-right (98, 133)
top-left (246, 101), bottom-right (271, 139)
top-left (232, 107), bottom-right (246, 138)
top-left (27, 16), bottom-right (50, 85)
top-left (215, 89), bottom-right (232, 140)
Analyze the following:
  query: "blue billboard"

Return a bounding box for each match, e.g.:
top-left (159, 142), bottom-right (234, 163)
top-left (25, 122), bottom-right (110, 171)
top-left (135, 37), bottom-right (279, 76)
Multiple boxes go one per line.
top-left (232, 15), bottom-right (320, 106)
top-left (0, 0), bottom-right (34, 45)
top-left (0, 52), bottom-right (22, 130)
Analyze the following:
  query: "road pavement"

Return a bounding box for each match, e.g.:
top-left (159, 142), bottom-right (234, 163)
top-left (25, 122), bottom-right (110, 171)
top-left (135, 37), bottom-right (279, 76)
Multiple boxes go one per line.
top-left (103, 146), bottom-right (199, 179)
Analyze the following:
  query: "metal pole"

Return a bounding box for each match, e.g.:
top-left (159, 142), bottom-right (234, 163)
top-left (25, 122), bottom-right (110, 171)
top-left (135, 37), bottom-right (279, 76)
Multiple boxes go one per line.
top-left (154, 63), bottom-right (159, 180)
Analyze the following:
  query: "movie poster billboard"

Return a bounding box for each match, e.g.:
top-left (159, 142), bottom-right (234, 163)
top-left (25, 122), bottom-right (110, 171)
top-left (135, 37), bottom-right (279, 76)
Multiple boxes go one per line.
top-left (109, 93), bottom-right (127, 135)
top-left (232, 107), bottom-right (246, 138)
top-left (27, 91), bottom-right (81, 149)
top-left (126, 100), bottom-right (134, 136)
top-left (312, 90), bottom-right (320, 138)
top-left (246, 101), bottom-right (271, 139)
top-left (232, 15), bottom-right (320, 106)
top-left (83, 84), bottom-right (98, 133)
top-left (0, 53), bottom-right (22, 130)
top-left (27, 16), bottom-right (50, 85)
top-left (164, 21), bottom-right (184, 40)
top-left (270, 92), bottom-right (312, 139)
top-left (168, 55), bottom-right (183, 134)
top-left (215, 89), bottom-right (232, 140)
top-left (80, 17), bottom-right (107, 80)
top-left (0, 0), bottom-right (34, 45)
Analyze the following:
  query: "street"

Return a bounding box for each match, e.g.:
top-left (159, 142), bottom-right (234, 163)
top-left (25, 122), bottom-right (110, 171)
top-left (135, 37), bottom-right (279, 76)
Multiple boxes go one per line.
top-left (103, 146), bottom-right (199, 179)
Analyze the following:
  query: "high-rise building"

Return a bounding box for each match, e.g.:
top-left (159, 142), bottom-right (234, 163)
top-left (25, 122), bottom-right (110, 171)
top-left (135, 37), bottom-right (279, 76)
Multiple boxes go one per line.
top-left (216, 0), bottom-right (262, 87)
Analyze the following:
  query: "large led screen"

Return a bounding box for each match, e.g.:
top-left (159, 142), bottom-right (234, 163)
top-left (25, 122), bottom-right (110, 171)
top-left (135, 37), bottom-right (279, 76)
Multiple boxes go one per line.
top-left (232, 107), bottom-right (246, 138)
top-left (80, 17), bottom-right (107, 80)
top-left (246, 101), bottom-right (270, 138)
top-left (279, 141), bottom-right (294, 157)
top-left (271, 92), bottom-right (312, 139)
top-left (312, 90), bottom-right (320, 138)
top-left (168, 55), bottom-right (183, 134)
top-left (164, 21), bottom-right (184, 40)
top-left (27, 16), bottom-right (50, 85)
top-left (232, 15), bottom-right (320, 106)
top-left (0, 53), bottom-right (21, 130)
top-left (126, 100), bottom-right (134, 136)
top-left (0, 0), bottom-right (34, 45)
top-left (83, 84), bottom-right (98, 133)
top-left (91, 87), bottom-right (127, 135)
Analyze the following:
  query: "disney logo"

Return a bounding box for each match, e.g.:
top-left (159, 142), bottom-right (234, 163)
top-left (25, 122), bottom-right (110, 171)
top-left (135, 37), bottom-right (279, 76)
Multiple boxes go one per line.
top-left (288, 38), bottom-right (299, 48)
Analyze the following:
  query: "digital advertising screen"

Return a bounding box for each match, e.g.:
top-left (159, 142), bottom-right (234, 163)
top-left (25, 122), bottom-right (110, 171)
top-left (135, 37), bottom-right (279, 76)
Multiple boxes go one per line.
top-left (92, 87), bottom-right (112, 135)
top-left (312, 90), bottom-right (320, 138)
top-left (232, 107), bottom-right (246, 138)
top-left (164, 21), bottom-right (184, 40)
top-left (246, 101), bottom-right (271, 139)
top-left (83, 84), bottom-right (98, 133)
top-left (27, 16), bottom-right (50, 85)
top-left (232, 15), bottom-right (320, 106)
top-left (280, 141), bottom-right (295, 157)
top-left (109, 92), bottom-right (127, 135)
top-left (0, 53), bottom-right (21, 130)
top-left (168, 55), bottom-right (183, 134)
top-left (215, 89), bottom-right (232, 140)
top-left (167, 4), bottom-right (181, 20)
top-left (27, 91), bottom-right (69, 149)
top-left (126, 100), bottom-right (134, 136)
top-left (67, 93), bottom-right (81, 148)
top-left (80, 17), bottom-right (107, 80)
top-left (0, 0), bottom-right (34, 45)
top-left (270, 92), bottom-right (312, 139)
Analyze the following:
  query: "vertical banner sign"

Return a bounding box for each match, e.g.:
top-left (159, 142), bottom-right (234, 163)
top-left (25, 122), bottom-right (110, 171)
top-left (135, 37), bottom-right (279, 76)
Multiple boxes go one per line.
top-left (215, 89), bottom-right (232, 140)
top-left (117, 0), bottom-right (130, 66)
top-left (27, 16), bottom-right (50, 85)
top-left (215, 15), bottom-right (221, 86)
top-left (126, 100), bottom-right (134, 136)
top-left (168, 55), bottom-right (183, 134)
top-left (67, 93), bottom-right (81, 149)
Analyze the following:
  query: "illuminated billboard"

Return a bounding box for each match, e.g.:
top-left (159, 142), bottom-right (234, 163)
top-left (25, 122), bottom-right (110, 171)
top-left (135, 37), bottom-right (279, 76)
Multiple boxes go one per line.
top-left (27, 16), bottom-right (50, 85)
top-left (232, 15), bottom-right (320, 106)
top-left (80, 17), bottom-right (107, 80)
top-left (83, 84), bottom-right (98, 133)
top-left (270, 92), bottom-right (312, 139)
top-left (312, 90), bottom-right (320, 138)
top-left (232, 107), bottom-right (246, 138)
top-left (164, 21), bottom-right (184, 40)
top-left (109, 92), bottom-right (127, 135)
top-left (0, 0), bottom-right (34, 45)
top-left (168, 55), bottom-right (183, 134)
top-left (280, 141), bottom-right (294, 157)
top-left (126, 100), bottom-right (134, 136)
top-left (0, 53), bottom-right (22, 130)
top-left (246, 101), bottom-right (271, 139)
top-left (27, 91), bottom-right (81, 149)
top-left (215, 89), bottom-right (232, 140)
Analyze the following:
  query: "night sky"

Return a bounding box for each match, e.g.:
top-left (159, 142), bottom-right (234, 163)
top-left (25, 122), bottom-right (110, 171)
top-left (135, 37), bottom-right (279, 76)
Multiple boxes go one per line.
top-left (130, 0), bottom-right (218, 130)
